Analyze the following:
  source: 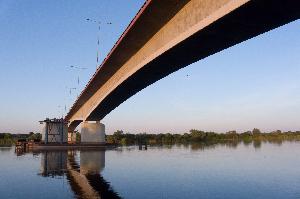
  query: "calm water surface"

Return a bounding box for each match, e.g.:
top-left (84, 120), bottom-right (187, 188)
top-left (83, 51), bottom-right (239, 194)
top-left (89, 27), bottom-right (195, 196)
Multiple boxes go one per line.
top-left (1, 141), bottom-right (300, 199)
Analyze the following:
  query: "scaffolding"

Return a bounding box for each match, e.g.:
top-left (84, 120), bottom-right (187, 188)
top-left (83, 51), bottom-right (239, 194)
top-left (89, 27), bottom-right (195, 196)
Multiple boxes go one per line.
top-left (40, 118), bottom-right (68, 144)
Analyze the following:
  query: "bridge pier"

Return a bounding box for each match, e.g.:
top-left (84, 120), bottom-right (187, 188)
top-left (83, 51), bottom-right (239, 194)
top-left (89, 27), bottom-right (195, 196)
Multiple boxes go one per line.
top-left (81, 121), bottom-right (106, 144)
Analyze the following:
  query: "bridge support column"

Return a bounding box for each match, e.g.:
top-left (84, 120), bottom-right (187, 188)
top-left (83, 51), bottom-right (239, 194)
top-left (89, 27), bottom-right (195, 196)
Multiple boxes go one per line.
top-left (81, 121), bottom-right (105, 144)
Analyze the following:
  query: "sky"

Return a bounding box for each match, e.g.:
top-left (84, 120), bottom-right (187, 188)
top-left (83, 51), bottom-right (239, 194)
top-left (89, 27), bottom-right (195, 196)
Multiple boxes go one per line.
top-left (0, 1), bottom-right (299, 134)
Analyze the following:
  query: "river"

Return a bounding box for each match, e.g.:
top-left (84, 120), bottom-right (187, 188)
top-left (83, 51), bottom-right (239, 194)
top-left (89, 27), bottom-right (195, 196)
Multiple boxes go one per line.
top-left (1, 141), bottom-right (300, 199)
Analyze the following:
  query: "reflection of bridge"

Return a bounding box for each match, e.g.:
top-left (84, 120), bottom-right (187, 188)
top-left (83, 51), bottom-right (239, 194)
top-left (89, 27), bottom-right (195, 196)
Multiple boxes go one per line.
top-left (65, 0), bottom-right (300, 141)
top-left (40, 150), bottom-right (121, 199)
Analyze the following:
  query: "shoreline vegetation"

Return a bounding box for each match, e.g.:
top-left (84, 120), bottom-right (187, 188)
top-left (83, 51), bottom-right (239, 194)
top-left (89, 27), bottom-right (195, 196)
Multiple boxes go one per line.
top-left (106, 129), bottom-right (300, 147)
top-left (0, 132), bottom-right (41, 147)
top-left (1, 129), bottom-right (300, 147)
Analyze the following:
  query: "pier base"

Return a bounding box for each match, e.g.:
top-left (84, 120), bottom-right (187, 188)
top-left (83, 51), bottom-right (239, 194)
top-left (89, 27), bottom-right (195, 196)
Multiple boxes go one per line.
top-left (81, 121), bottom-right (106, 144)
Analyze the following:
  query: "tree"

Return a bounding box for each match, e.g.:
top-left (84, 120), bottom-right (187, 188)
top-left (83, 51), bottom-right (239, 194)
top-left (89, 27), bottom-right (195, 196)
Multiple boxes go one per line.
top-left (252, 128), bottom-right (261, 136)
top-left (106, 135), bottom-right (115, 144)
top-left (113, 130), bottom-right (124, 143)
top-left (226, 130), bottom-right (238, 140)
top-left (190, 129), bottom-right (206, 142)
top-left (76, 132), bottom-right (81, 142)
top-left (3, 133), bottom-right (12, 140)
top-left (35, 133), bottom-right (42, 140)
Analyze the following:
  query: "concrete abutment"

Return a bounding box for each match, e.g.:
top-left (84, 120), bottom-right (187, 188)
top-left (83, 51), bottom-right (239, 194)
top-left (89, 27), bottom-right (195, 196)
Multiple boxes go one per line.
top-left (80, 121), bottom-right (106, 144)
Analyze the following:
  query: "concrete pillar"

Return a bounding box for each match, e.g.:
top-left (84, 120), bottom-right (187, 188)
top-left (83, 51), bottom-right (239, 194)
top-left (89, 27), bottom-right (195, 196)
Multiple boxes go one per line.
top-left (81, 121), bottom-right (105, 144)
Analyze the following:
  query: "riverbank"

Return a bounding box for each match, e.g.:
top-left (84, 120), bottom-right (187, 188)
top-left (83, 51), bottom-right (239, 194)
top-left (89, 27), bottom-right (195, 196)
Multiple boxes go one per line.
top-left (106, 129), bottom-right (300, 146)
top-left (32, 143), bottom-right (116, 150)
top-left (0, 139), bottom-right (14, 147)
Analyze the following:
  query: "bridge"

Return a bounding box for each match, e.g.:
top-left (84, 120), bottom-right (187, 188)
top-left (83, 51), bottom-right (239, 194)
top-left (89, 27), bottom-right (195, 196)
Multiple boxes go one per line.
top-left (65, 0), bottom-right (300, 142)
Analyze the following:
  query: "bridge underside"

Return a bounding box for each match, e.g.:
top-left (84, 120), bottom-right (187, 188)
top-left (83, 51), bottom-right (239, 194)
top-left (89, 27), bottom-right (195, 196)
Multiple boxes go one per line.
top-left (66, 0), bottom-right (300, 129)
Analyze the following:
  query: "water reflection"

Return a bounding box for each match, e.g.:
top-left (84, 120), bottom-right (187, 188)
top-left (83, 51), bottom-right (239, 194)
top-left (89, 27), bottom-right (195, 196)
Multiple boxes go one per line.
top-left (37, 149), bottom-right (121, 199)
top-left (188, 140), bottom-right (240, 151)
top-left (4, 141), bottom-right (300, 199)
top-left (40, 151), bottom-right (67, 177)
top-left (0, 147), bottom-right (11, 152)
top-left (80, 150), bottom-right (105, 175)
top-left (187, 139), bottom-right (298, 151)
top-left (253, 139), bottom-right (262, 149)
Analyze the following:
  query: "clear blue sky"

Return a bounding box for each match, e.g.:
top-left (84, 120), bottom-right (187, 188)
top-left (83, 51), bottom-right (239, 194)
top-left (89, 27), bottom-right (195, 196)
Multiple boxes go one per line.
top-left (0, 1), bottom-right (299, 134)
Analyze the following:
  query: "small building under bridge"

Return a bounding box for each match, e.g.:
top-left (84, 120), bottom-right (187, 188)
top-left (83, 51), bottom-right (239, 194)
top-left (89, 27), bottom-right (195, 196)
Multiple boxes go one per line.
top-left (40, 118), bottom-right (68, 144)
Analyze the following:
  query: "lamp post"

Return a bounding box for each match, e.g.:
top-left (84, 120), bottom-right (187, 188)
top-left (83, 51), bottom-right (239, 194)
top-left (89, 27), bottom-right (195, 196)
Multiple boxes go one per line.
top-left (70, 65), bottom-right (87, 70)
top-left (68, 87), bottom-right (77, 95)
top-left (69, 65), bottom-right (87, 85)
top-left (86, 18), bottom-right (112, 70)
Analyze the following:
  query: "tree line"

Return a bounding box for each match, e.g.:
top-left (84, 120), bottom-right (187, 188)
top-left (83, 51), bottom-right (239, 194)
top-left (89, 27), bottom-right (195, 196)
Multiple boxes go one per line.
top-left (0, 132), bottom-right (42, 146)
top-left (106, 129), bottom-right (300, 146)
top-left (1, 129), bottom-right (300, 147)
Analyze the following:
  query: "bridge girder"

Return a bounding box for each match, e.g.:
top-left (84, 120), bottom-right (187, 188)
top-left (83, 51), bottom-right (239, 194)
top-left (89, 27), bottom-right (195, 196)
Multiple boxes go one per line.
top-left (66, 0), bottom-right (300, 129)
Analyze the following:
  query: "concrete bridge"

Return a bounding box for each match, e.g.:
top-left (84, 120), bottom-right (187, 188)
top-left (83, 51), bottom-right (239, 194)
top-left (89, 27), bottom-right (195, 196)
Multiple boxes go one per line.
top-left (65, 0), bottom-right (300, 142)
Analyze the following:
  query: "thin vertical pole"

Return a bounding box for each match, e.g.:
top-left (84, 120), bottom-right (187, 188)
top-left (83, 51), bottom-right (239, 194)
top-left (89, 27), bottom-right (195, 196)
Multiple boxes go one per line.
top-left (61, 119), bottom-right (63, 144)
top-left (45, 122), bottom-right (48, 144)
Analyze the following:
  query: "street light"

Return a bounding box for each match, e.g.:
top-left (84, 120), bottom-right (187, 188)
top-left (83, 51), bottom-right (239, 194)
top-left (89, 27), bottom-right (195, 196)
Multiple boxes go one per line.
top-left (65, 86), bottom-right (77, 95)
top-left (64, 86), bottom-right (77, 117)
top-left (86, 18), bottom-right (112, 70)
top-left (86, 18), bottom-right (112, 25)
top-left (70, 65), bottom-right (87, 70)
top-left (68, 65), bottom-right (87, 85)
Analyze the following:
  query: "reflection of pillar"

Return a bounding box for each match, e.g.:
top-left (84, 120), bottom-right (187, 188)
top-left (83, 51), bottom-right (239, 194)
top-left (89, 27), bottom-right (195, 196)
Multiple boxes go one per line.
top-left (81, 121), bottom-right (105, 144)
top-left (80, 150), bottom-right (105, 175)
top-left (40, 151), bottom-right (67, 176)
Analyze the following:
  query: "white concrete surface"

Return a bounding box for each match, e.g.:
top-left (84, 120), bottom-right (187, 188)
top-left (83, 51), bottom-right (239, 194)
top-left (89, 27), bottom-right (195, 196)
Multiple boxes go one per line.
top-left (81, 121), bottom-right (105, 143)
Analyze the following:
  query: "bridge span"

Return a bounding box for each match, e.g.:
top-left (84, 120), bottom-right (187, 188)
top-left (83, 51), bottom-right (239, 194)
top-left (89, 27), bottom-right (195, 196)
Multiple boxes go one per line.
top-left (65, 0), bottom-right (300, 141)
